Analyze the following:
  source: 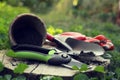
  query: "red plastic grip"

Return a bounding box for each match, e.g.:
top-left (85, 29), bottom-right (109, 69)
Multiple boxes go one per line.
top-left (46, 33), bottom-right (54, 41)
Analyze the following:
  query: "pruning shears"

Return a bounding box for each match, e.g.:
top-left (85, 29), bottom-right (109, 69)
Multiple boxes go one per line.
top-left (7, 47), bottom-right (83, 68)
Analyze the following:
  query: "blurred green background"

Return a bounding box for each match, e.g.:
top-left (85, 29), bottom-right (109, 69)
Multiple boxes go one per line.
top-left (0, 0), bottom-right (120, 79)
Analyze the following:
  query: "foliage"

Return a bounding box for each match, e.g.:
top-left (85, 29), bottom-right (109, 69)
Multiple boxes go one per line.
top-left (47, 25), bottom-right (63, 35)
top-left (13, 63), bottom-right (28, 74)
top-left (0, 74), bottom-right (26, 80)
top-left (0, 61), bottom-right (27, 80)
top-left (12, 75), bottom-right (26, 80)
top-left (0, 2), bottom-right (30, 49)
top-left (94, 66), bottom-right (105, 73)
top-left (0, 62), bottom-right (4, 72)
top-left (0, 0), bottom-right (120, 80)
top-left (72, 64), bottom-right (105, 80)
top-left (40, 76), bottom-right (63, 80)
top-left (73, 73), bottom-right (89, 80)
top-left (2, 0), bottom-right (59, 13)
top-left (72, 0), bottom-right (117, 22)
top-left (72, 64), bottom-right (88, 72)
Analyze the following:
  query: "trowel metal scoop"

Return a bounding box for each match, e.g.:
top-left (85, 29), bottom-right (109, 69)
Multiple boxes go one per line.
top-left (66, 38), bottom-right (105, 56)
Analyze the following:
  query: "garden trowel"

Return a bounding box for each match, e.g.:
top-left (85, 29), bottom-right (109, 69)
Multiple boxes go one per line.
top-left (65, 38), bottom-right (105, 56)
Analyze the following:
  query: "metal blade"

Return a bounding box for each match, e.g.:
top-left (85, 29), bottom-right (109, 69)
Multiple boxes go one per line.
top-left (54, 38), bottom-right (73, 51)
top-left (66, 38), bottom-right (105, 56)
top-left (62, 58), bottom-right (83, 68)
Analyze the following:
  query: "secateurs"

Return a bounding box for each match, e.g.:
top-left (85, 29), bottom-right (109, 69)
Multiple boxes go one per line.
top-left (7, 45), bottom-right (84, 68)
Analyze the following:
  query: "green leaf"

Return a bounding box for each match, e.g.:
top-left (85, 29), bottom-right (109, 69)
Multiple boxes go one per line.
top-left (40, 76), bottom-right (53, 80)
top-left (115, 68), bottom-right (120, 79)
top-left (12, 78), bottom-right (17, 80)
top-left (89, 77), bottom-right (98, 80)
top-left (4, 74), bottom-right (12, 80)
top-left (6, 50), bottom-right (16, 57)
top-left (79, 64), bottom-right (88, 72)
top-left (0, 62), bottom-right (4, 72)
top-left (48, 50), bottom-right (56, 55)
top-left (73, 73), bottom-right (89, 80)
top-left (14, 76), bottom-right (26, 80)
top-left (40, 76), bottom-right (63, 80)
top-left (0, 76), bottom-right (4, 80)
top-left (72, 65), bottom-right (80, 70)
top-left (51, 76), bottom-right (63, 80)
top-left (94, 66), bottom-right (105, 73)
top-left (72, 64), bottom-right (88, 71)
top-left (13, 63), bottom-right (28, 74)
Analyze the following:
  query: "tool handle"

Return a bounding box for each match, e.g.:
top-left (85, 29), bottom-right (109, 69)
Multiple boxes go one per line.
top-left (6, 50), bottom-right (71, 65)
top-left (46, 33), bottom-right (54, 41)
top-left (46, 33), bottom-right (72, 51)
top-left (11, 44), bottom-right (51, 54)
top-left (7, 51), bottom-right (51, 62)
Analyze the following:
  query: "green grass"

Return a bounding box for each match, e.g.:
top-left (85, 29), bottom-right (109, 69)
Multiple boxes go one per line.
top-left (0, 2), bottom-right (30, 49)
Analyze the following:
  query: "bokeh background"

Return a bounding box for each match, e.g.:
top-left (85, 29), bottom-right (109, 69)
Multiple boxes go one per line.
top-left (0, 0), bottom-right (120, 79)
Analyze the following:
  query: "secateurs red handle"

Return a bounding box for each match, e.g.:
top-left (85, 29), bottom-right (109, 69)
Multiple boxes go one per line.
top-left (46, 33), bottom-right (72, 51)
top-left (6, 50), bottom-right (71, 65)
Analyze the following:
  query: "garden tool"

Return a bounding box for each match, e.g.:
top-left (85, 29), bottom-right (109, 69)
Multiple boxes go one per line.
top-left (11, 42), bottom-right (105, 66)
top-left (54, 36), bottom-right (105, 56)
top-left (65, 38), bottom-right (110, 66)
top-left (46, 33), bottom-right (72, 51)
top-left (59, 32), bottom-right (114, 51)
top-left (65, 38), bottom-right (105, 56)
top-left (11, 43), bottom-right (108, 66)
top-left (6, 49), bottom-right (84, 68)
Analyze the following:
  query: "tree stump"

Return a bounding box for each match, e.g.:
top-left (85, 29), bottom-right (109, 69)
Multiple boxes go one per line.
top-left (0, 50), bottom-right (110, 80)
top-left (0, 50), bottom-right (79, 75)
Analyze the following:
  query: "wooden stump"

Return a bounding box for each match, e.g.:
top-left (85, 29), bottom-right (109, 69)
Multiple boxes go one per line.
top-left (0, 50), bottom-right (110, 80)
top-left (0, 50), bottom-right (79, 76)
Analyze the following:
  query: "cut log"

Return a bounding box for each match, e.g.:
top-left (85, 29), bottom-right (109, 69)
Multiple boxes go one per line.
top-left (0, 50), bottom-right (78, 77)
top-left (0, 50), bottom-right (110, 80)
